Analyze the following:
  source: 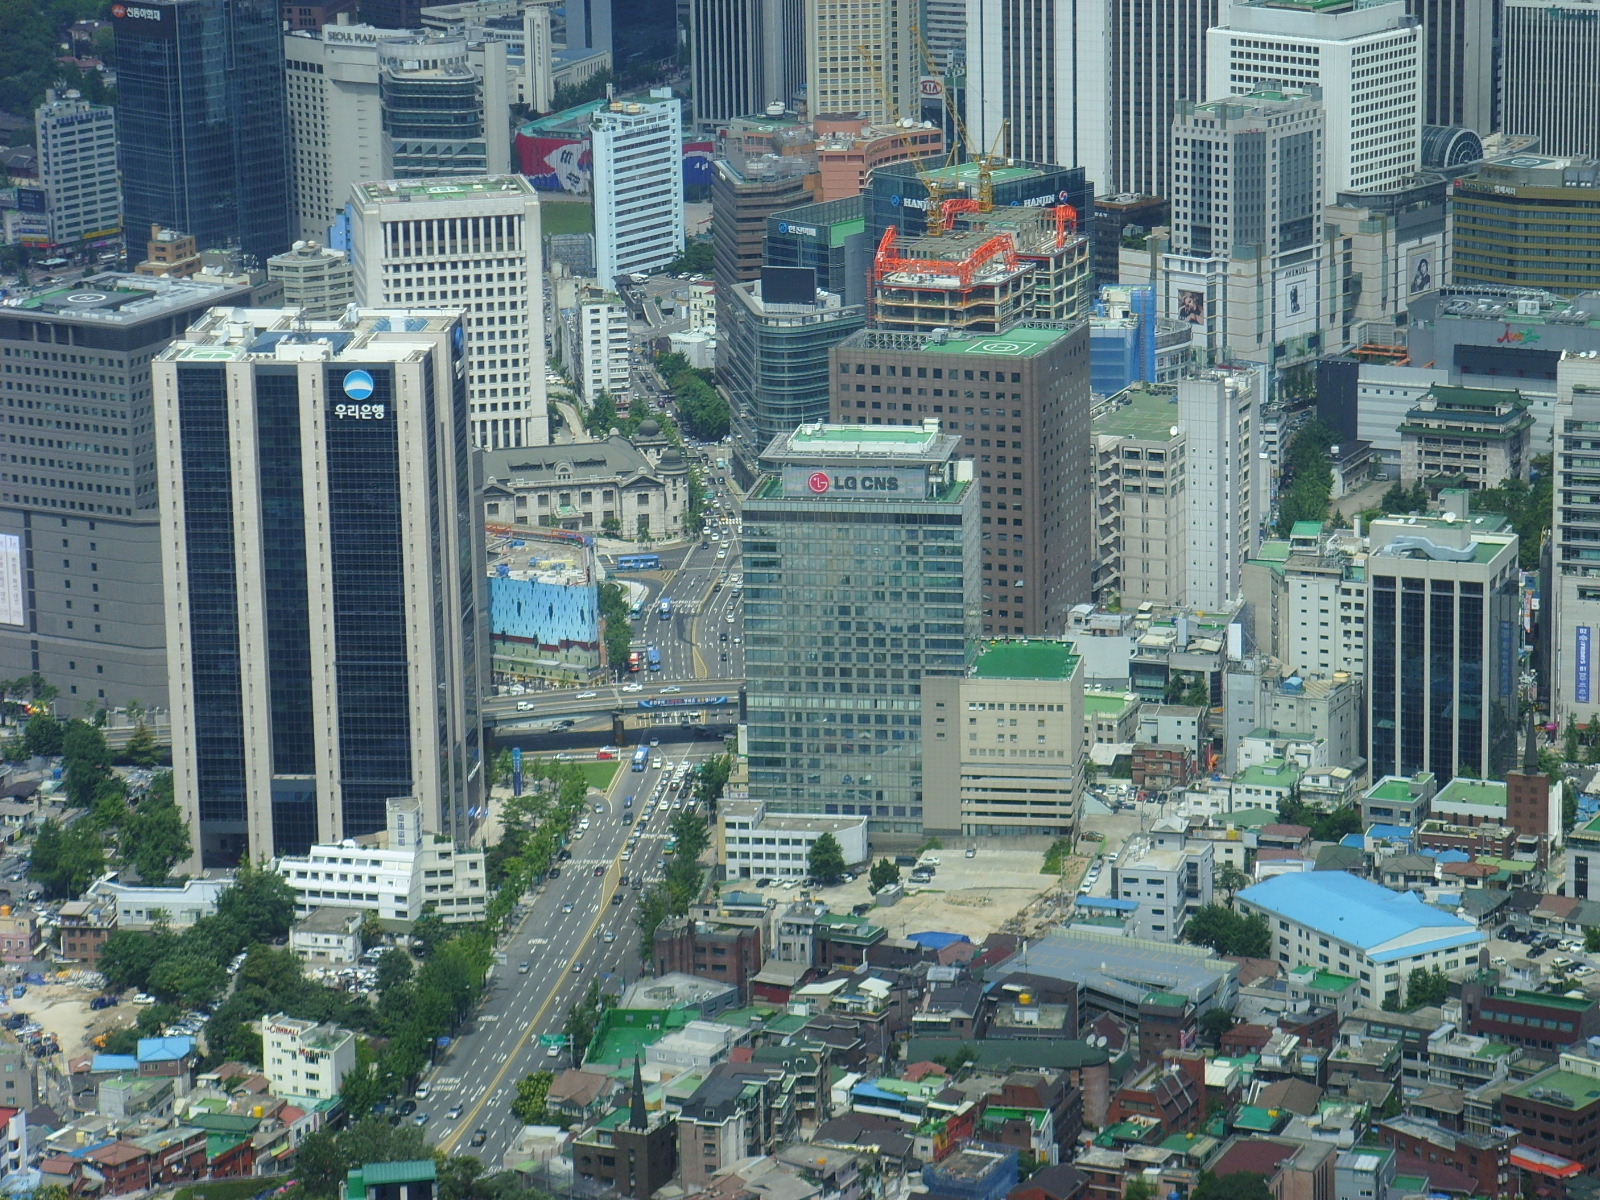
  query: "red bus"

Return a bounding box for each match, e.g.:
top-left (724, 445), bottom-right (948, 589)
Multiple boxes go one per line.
top-left (627, 649), bottom-right (644, 672)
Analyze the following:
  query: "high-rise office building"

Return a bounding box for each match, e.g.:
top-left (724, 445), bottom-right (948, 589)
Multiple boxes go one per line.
top-left (922, 0), bottom-right (966, 68)
top-left (0, 274), bottom-right (251, 712)
top-left (349, 176), bottom-right (547, 449)
top-left (1451, 156), bottom-right (1600, 295)
top-left (966, 0), bottom-right (1217, 200)
top-left (1547, 353), bottom-right (1600, 731)
top-left (113, 0), bottom-right (292, 266)
top-left (830, 325), bottom-right (1094, 636)
top-left (284, 24), bottom-right (511, 242)
top-left (806, 0), bottom-right (917, 124)
top-left (1206, 0), bottom-right (1423, 203)
top-left (1366, 505), bottom-right (1519, 786)
top-left (764, 196), bottom-right (869, 307)
top-left (1405, 0), bottom-right (1496, 133)
top-left (1179, 369), bottom-right (1262, 612)
top-left (1502, 0), bottom-right (1600, 158)
top-left (742, 423), bottom-right (980, 834)
top-left (1170, 90), bottom-right (1323, 262)
top-left (153, 307), bottom-right (486, 868)
top-left (723, 271), bottom-right (866, 483)
top-left (710, 157), bottom-right (818, 305)
top-left (34, 91), bottom-right (120, 248)
top-left (591, 99), bottom-right (685, 282)
top-left (689, 0), bottom-right (805, 126)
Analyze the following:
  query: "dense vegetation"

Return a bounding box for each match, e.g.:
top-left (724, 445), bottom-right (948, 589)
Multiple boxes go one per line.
top-left (483, 759), bottom-right (591, 932)
top-left (598, 582), bottom-right (635, 671)
top-left (0, 0), bottom-right (112, 119)
top-left (1273, 419), bottom-right (1337, 536)
top-left (656, 352), bottom-right (730, 442)
top-left (1181, 904), bottom-right (1272, 959)
top-left (632, 809), bottom-right (710, 957)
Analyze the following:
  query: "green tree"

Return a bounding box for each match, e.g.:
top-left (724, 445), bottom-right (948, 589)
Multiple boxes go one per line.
top-left (216, 860), bottom-right (297, 945)
top-left (694, 754), bottom-right (732, 810)
top-left (410, 910), bottom-right (449, 959)
top-left (667, 242), bottom-right (714, 275)
top-left (1585, 927), bottom-right (1600, 954)
top-left (1566, 716), bottom-right (1582, 765)
top-left (120, 772), bottom-right (191, 885)
top-left (24, 711), bottom-right (64, 758)
top-left (807, 832), bottom-right (847, 884)
top-left (62, 719), bottom-right (113, 807)
top-left (868, 858), bottom-right (901, 895)
top-left (585, 390), bottom-right (619, 437)
top-left (1198, 1007), bottom-right (1236, 1042)
top-left (1182, 904), bottom-right (1272, 958)
top-left (1405, 966), bottom-right (1450, 1010)
top-left (512, 1070), bottom-right (555, 1123)
top-left (1273, 419), bottom-right (1338, 536)
top-left (1123, 1180), bottom-right (1158, 1200)
top-left (147, 948), bottom-right (227, 1009)
top-left (28, 817), bottom-right (105, 900)
top-left (123, 721), bottom-right (161, 768)
top-left (598, 582), bottom-right (635, 672)
top-left (667, 810), bottom-right (709, 862)
top-left (1193, 1171), bottom-right (1273, 1200)
top-left (1215, 864), bottom-right (1251, 898)
top-left (377, 947), bottom-right (415, 996)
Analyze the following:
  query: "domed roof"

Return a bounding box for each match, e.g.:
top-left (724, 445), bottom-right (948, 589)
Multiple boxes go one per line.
top-left (659, 445), bottom-right (684, 465)
top-left (637, 418), bottom-right (662, 437)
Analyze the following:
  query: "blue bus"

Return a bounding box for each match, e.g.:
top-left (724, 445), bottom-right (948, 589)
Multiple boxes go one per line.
top-left (631, 747), bottom-right (649, 772)
top-left (647, 646), bottom-right (661, 671)
top-left (617, 553), bottom-right (661, 571)
top-left (658, 597), bottom-right (672, 618)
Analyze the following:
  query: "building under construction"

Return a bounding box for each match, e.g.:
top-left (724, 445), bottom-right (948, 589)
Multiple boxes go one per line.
top-left (872, 201), bottom-right (1092, 332)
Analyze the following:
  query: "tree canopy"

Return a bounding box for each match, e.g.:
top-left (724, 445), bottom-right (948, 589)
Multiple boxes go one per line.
top-left (807, 832), bottom-right (847, 884)
top-left (1181, 904), bottom-right (1272, 958)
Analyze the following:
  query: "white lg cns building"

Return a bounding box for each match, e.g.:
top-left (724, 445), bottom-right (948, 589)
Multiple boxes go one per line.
top-left (591, 98), bottom-right (685, 283)
top-left (1206, 0), bottom-right (1422, 203)
top-left (349, 175), bottom-right (548, 449)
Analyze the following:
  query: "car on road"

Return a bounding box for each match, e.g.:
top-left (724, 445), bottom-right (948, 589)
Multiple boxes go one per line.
top-left (399, 1100), bottom-right (418, 1116)
top-left (413, 1113), bottom-right (430, 1127)
top-left (516, 701), bottom-right (534, 711)
top-left (415, 1084), bottom-right (431, 1099)
top-left (717, 550), bottom-right (727, 559)
top-left (471, 1129), bottom-right (488, 1147)
top-left (965, 848), bottom-right (977, 858)
top-left (593, 865), bottom-right (605, 876)
top-left (612, 893), bottom-right (623, 906)
top-left (649, 737), bottom-right (660, 747)
top-left (572, 961), bottom-right (585, 973)
top-left (546, 1043), bottom-right (561, 1058)
top-left (661, 685), bottom-right (681, 694)
top-left (576, 691), bottom-right (597, 699)
top-left (518, 962), bottom-right (530, 974)
top-left (447, 1104), bottom-right (464, 1119)
top-left (622, 683), bottom-right (644, 692)
top-left (561, 902), bottom-right (574, 913)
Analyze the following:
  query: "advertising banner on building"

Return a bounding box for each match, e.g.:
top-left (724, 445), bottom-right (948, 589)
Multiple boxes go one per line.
top-left (1578, 625), bottom-right (1591, 704)
top-left (0, 535), bottom-right (23, 627)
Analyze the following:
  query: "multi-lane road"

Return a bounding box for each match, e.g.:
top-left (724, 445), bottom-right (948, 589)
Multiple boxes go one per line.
top-left (427, 742), bottom-right (720, 1160)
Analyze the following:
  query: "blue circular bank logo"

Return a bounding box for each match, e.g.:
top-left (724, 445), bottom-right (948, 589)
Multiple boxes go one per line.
top-left (342, 370), bottom-right (375, 400)
top-left (777, 222), bottom-right (789, 234)
top-left (890, 195), bottom-right (902, 207)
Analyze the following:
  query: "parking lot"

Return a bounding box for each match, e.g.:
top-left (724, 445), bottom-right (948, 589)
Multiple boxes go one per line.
top-left (1487, 923), bottom-right (1597, 986)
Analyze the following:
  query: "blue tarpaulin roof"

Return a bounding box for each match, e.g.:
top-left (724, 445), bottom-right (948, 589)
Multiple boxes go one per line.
top-left (907, 932), bottom-right (972, 950)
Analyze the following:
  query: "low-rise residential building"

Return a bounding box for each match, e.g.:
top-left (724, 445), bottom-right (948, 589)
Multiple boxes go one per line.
top-left (921, 640), bottom-right (1086, 839)
top-left (345, 1160), bottom-right (436, 1200)
top-left (557, 285), bottom-right (630, 403)
top-left (90, 875), bottom-right (228, 930)
top-left (719, 800), bottom-right (868, 882)
top-left (1235, 872), bottom-right (1486, 1008)
top-left (275, 798), bottom-right (487, 924)
top-left (481, 430), bottom-right (691, 540)
top-left (1362, 773), bottom-right (1437, 831)
top-left (1500, 1047), bottom-right (1600, 1171)
top-left (1461, 981), bottom-right (1600, 1053)
top-left (1084, 690), bottom-right (1140, 747)
top-left (289, 908), bottom-right (364, 965)
top-left (56, 897), bottom-right (115, 964)
top-left (1110, 819), bottom-right (1213, 942)
top-left (261, 1014), bottom-right (355, 1102)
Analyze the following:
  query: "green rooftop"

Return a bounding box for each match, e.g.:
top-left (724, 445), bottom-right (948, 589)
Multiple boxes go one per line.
top-left (921, 160), bottom-right (1037, 188)
top-left (972, 639), bottom-right (1080, 681)
top-left (1143, 991), bottom-right (1188, 1009)
top-left (917, 325), bottom-right (1072, 358)
top-left (1509, 1068), bottom-right (1600, 1108)
top-left (1433, 778), bottom-right (1508, 809)
top-left (1223, 808), bottom-right (1279, 828)
top-left (1368, 778), bottom-right (1427, 803)
top-left (1289, 966), bottom-right (1358, 993)
top-left (1492, 988), bottom-right (1597, 1012)
top-left (19, 282), bottom-right (154, 310)
top-left (790, 424), bottom-right (942, 448)
top-left (1233, 759), bottom-right (1303, 789)
top-left (1233, 1105), bottom-right (1284, 1133)
top-left (1289, 521), bottom-right (1324, 539)
top-left (346, 1162), bottom-right (436, 1200)
top-left (1093, 386), bottom-right (1182, 441)
top-left (353, 177), bottom-right (530, 204)
top-left (1084, 691), bottom-right (1135, 716)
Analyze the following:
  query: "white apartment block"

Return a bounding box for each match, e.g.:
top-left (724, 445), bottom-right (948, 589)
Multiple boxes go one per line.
top-left (34, 90), bottom-right (120, 246)
top-left (560, 287), bottom-right (631, 402)
top-left (1181, 369), bottom-right (1260, 611)
top-left (1206, 0), bottom-right (1422, 203)
top-left (349, 175), bottom-right (548, 449)
top-left (262, 1013), bottom-right (357, 1101)
top-left (718, 799), bottom-right (868, 880)
top-left (807, 0), bottom-right (917, 126)
top-left (275, 798), bottom-right (489, 924)
top-left (967, 0), bottom-right (1217, 198)
top-left (1243, 524), bottom-right (1369, 680)
top-left (283, 23), bottom-right (510, 242)
top-left (1111, 818), bottom-right (1214, 942)
top-left (1501, 0), bottom-right (1600, 160)
top-left (1549, 352), bottom-right (1600, 730)
top-left (591, 99), bottom-right (685, 282)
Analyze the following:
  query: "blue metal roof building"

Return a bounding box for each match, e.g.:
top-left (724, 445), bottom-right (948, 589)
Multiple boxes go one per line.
top-left (1236, 871), bottom-right (1486, 1006)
